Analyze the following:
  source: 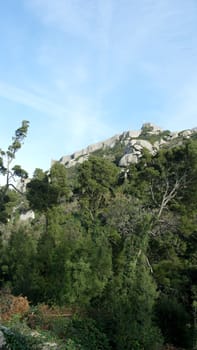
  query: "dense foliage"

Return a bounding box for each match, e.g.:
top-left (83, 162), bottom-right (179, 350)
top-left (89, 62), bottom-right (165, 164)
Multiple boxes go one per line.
top-left (0, 122), bottom-right (197, 349)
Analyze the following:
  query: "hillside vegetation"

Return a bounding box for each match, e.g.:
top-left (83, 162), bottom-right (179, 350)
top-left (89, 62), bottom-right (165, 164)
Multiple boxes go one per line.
top-left (0, 121), bottom-right (197, 349)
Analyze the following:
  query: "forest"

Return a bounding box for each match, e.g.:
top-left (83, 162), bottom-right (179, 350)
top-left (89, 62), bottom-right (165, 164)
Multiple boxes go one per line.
top-left (0, 121), bottom-right (196, 350)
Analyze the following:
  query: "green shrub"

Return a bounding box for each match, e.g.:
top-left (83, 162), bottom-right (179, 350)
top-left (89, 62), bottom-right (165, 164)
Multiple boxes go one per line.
top-left (2, 327), bottom-right (42, 350)
top-left (64, 317), bottom-right (111, 350)
top-left (65, 338), bottom-right (82, 350)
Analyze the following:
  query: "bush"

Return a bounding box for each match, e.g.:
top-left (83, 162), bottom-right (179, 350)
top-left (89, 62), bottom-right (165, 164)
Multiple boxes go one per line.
top-left (56, 316), bottom-right (111, 350)
top-left (65, 339), bottom-right (82, 350)
top-left (25, 306), bottom-right (110, 350)
top-left (1, 326), bottom-right (42, 350)
top-left (26, 303), bottom-right (76, 331)
top-left (0, 289), bottom-right (29, 321)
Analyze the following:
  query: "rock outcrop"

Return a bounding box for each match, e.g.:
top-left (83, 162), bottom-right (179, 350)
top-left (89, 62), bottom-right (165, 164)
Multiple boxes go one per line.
top-left (119, 139), bottom-right (154, 166)
top-left (140, 122), bottom-right (163, 134)
top-left (56, 123), bottom-right (197, 168)
top-left (58, 134), bottom-right (121, 167)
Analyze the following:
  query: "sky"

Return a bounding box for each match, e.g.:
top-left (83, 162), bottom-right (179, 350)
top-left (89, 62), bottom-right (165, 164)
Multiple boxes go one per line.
top-left (0, 0), bottom-right (197, 177)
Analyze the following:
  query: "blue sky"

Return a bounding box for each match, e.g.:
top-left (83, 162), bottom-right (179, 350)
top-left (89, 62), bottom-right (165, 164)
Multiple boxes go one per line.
top-left (0, 0), bottom-right (197, 176)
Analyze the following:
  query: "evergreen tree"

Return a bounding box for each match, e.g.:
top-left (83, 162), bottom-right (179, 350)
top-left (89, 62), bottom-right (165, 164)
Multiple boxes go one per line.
top-left (0, 120), bottom-right (29, 222)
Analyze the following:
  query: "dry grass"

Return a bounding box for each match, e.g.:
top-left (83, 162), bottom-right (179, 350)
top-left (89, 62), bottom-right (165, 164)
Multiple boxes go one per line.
top-left (0, 290), bottom-right (29, 321)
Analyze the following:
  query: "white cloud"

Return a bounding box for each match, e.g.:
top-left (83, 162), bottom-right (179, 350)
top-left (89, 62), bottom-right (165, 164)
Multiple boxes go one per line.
top-left (0, 80), bottom-right (114, 156)
top-left (0, 81), bottom-right (67, 116)
top-left (21, 0), bottom-right (197, 132)
top-left (26, 0), bottom-right (197, 91)
top-left (1, 0), bottom-right (196, 180)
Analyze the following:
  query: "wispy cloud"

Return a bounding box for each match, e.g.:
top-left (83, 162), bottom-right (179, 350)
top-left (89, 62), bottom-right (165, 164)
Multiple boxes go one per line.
top-left (7, 0), bottom-right (197, 137)
top-left (0, 0), bottom-right (197, 176)
top-left (0, 80), bottom-right (114, 154)
top-left (26, 0), bottom-right (98, 41)
top-left (0, 81), bottom-right (67, 116)
top-left (31, 1), bottom-right (196, 91)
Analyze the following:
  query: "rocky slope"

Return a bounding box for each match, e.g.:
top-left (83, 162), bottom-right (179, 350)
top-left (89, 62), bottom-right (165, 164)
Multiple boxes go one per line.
top-left (56, 123), bottom-right (197, 168)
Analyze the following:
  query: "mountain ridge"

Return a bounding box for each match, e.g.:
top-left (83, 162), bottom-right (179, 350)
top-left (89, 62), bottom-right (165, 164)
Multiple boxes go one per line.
top-left (55, 122), bottom-right (197, 168)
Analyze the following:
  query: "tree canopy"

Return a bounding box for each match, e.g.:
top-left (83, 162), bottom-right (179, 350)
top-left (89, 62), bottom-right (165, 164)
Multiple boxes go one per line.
top-left (0, 123), bottom-right (196, 350)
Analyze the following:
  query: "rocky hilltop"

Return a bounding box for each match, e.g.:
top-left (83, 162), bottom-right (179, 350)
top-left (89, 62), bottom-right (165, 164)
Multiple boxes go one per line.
top-left (56, 123), bottom-right (197, 168)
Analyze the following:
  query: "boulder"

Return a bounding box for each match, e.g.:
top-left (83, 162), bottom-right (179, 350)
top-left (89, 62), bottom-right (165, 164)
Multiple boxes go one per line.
top-left (141, 122), bottom-right (163, 134)
top-left (123, 130), bottom-right (141, 138)
top-left (0, 330), bottom-right (7, 349)
top-left (135, 139), bottom-right (153, 153)
top-left (20, 210), bottom-right (35, 221)
top-left (179, 129), bottom-right (192, 137)
top-left (119, 153), bottom-right (138, 166)
top-left (154, 138), bottom-right (167, 150)
top-left (170, 132), bottom-right (179, 139)
top-left (133, 144), bottom-right (143, 151)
